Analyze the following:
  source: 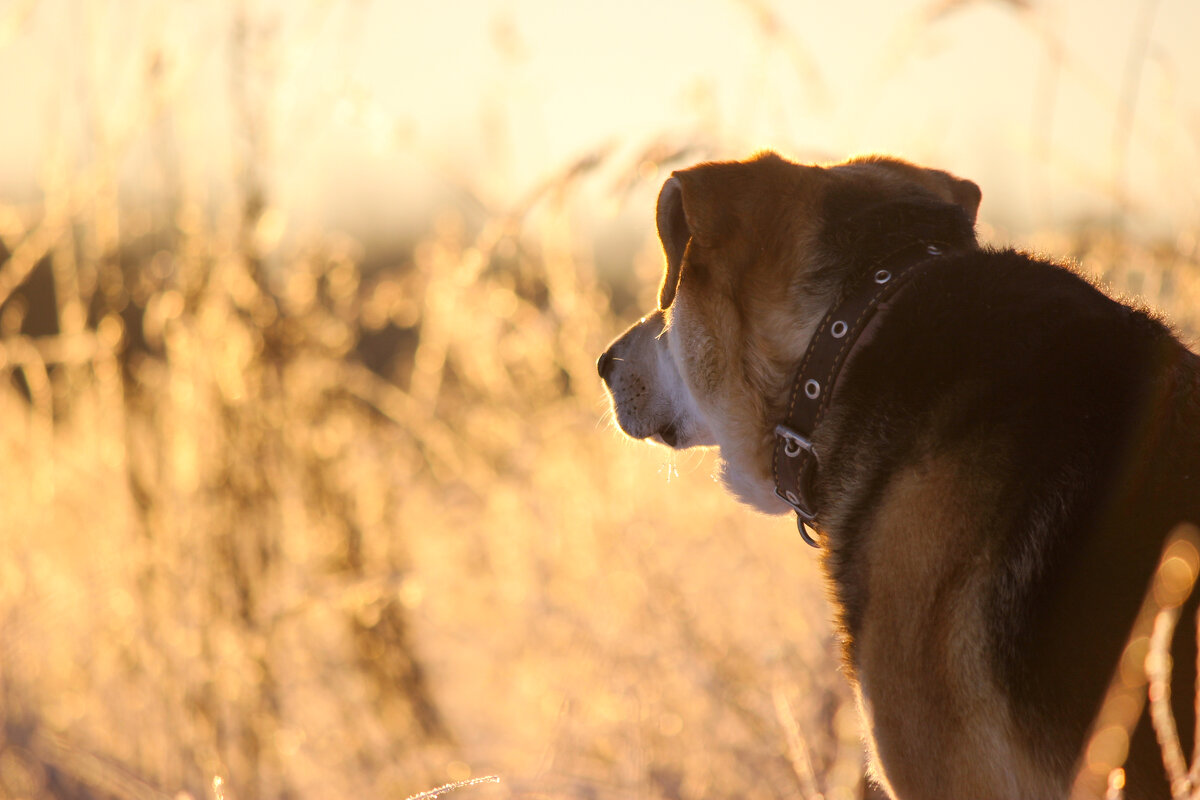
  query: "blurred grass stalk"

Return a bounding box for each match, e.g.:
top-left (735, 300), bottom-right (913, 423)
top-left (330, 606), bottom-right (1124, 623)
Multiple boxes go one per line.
top-left (1070, 524), bottom-right (1200, 800)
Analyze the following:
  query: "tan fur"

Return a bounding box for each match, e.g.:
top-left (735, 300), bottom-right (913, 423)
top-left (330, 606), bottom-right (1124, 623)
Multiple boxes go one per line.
top-left (850, 447), bottom-right (1056, 799)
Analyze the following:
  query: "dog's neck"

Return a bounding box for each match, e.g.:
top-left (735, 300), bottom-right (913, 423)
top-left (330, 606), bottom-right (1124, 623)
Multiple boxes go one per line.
top-left (773, 198), bottom-right (979, 545)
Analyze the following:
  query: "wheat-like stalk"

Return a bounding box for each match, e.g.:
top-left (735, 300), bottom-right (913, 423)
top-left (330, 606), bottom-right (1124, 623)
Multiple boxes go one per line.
top-left (404, 776), bottom-right (501, 800)
top-left (1071, 524), bottom-right (1200, 800)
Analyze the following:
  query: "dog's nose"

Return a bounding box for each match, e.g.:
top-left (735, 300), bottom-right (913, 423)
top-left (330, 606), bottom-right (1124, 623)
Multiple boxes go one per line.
top-left (597, 348), bottom-right (616, 381)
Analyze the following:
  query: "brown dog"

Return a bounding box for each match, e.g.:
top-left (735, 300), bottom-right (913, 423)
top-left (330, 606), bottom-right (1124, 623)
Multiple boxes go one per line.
top-left (598, 153), bottom-right (1200, 799)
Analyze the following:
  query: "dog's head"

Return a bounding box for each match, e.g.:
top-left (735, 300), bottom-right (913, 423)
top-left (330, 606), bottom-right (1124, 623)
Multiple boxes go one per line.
top-left (598, 152), bottom-right (981, 512)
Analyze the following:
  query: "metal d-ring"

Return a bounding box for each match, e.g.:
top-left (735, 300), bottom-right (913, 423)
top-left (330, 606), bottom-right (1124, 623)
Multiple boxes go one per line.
top-left (773, 485), bottom-right (820, 547)
top-left (795, 515), bottom-right (820, 547)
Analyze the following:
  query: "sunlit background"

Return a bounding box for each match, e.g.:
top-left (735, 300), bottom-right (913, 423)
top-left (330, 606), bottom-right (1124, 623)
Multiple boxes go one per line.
top-left (0, 1), bottom-right (1198, 799)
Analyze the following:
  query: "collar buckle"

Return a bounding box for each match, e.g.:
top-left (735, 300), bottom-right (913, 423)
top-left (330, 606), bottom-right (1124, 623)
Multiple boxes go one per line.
top-left (774, 424), bottom-right (817, 460)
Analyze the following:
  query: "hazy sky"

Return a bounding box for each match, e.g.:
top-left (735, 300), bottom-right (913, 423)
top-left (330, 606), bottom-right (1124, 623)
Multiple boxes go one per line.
top-left (2, 0), bottom-right (1198, 241)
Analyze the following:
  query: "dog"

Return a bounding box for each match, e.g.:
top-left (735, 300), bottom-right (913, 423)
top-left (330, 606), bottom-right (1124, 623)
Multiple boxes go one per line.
top-left (597, 152), bottom-right (1200, 799)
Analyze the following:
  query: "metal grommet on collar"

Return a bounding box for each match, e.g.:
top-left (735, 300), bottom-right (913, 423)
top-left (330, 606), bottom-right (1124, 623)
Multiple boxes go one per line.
top-left (803, 379), bottom-right (821, 399)
top-left (874, 269), bottom-right (892, 284)
top-left (926, 243), bottom-right (943, 256)
top-left (830, 320), bottom-right (848, 338)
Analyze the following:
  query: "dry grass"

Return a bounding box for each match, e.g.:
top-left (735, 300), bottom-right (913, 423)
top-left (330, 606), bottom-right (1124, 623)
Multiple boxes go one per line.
top-left (2, 3), bottom-right (1199, 800)
top-left (0, 149), bottom-right (865, 799)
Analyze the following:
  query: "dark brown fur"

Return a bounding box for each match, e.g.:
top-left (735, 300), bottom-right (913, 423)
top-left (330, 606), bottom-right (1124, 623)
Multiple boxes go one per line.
top-left (820, 225), bottom-right (1200, 797)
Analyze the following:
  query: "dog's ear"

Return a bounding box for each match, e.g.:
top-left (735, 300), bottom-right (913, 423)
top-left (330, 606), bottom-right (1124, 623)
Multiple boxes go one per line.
top-left (656, 157), bottom-right (773, 309)
top-left (943, 174), bottom-right (981, 225)
top-left (852, 157), bottom-right (982, 227)
top-left (906, 165), bottom-right (981, 226)
top-left (656, 154), bottom-right (802, 308)
top-left (656, 176), bottom-right (689, 309)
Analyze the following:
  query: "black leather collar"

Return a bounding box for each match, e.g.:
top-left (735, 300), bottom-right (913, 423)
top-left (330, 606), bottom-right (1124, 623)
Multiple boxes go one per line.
top-left (772, 238), bottom-right (957, 546)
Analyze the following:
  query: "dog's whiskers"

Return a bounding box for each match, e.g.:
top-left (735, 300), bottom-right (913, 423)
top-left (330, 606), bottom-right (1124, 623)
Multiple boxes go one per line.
top-left (658, 453), bottom-right (679, 483)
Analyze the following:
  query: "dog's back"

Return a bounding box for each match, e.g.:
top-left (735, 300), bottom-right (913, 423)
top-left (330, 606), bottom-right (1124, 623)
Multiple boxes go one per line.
top-left (804, 244), bottom-right (1199, 796)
